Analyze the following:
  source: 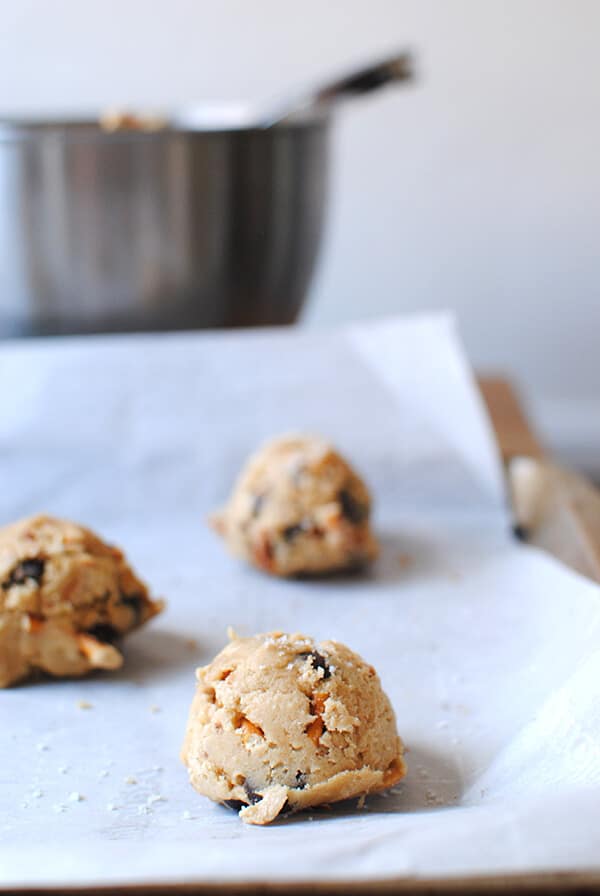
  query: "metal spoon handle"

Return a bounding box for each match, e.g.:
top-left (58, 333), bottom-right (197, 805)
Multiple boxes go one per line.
top-left (265, 51), bottom-right (414, 126)
top-left (314, 53), bottom-right (414, 105)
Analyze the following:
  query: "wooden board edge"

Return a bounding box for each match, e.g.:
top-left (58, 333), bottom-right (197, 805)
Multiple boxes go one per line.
top-left (5, 869), bottom-right (600, 896)
top-left (477, 376), bottom-right (544, 463)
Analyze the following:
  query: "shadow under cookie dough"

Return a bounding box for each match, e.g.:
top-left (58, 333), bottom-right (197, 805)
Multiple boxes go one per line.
top-left (266, 743), bottom-right (464, 826)
top-left (374, 531), bottom-right (456, 586)
top-left (375, 742), bottom-right (464, 813)
top-left (283, 529), bottom-right (444, 592)
top-left (111, 628), bottom-right (206, 683)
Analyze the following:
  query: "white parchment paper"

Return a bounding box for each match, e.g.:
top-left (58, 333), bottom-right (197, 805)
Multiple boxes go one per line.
top-left (1, 313), bottom-right (599, 888)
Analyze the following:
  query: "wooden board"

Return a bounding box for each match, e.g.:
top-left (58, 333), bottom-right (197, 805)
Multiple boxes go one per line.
top-left (477, 377), bottom-right (544, 462)
top-left (14, 870), bottom-right (600, 896)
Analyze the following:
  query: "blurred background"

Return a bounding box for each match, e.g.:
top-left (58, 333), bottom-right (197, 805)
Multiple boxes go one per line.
top-left (1, 0), bottom-right (599, 472)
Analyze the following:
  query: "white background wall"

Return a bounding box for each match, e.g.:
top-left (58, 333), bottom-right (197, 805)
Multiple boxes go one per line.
top-left (2, 0), bottom-right (599, 468)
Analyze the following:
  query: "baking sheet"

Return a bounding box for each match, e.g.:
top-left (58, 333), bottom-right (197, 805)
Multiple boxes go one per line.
top-left (1, 313), bottom-right (600, 889)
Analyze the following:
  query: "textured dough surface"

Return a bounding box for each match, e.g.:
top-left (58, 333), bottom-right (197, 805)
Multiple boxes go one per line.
top-left (181, 631), bottom-right (406, 825)
top-left (211, 435), bottom-right (379, 576)
top-left (0, 514), bottom-right (163, 687)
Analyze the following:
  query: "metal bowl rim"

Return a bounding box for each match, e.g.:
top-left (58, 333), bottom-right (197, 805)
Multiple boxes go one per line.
top-left (0, 110), bottom-right (330, 143)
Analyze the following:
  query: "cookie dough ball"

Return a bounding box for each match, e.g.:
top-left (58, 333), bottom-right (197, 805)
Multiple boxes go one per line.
top-left (211, 435), bottom-right (378, 577)
top-left (181, 631), bottom-right (406, 825)
top-left (0, 514), bottom-right (163, 687)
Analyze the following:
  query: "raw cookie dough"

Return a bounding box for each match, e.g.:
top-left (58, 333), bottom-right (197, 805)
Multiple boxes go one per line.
top-left (0, 514), bottom-right (163, 687)
top-left (211, 435), bottom-right (378, 576)
top-left (181, 631), bottom-right (406, 825)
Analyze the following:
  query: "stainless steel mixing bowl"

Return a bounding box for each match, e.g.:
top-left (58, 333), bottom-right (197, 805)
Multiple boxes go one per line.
top-left (0, 116), bottom-right (329, 336)
top-left (0, 54), bottom-right (414, 337)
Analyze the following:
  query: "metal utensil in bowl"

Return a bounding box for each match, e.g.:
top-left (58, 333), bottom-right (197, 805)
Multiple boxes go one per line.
top-left (0, 52), bottom-right (413, 338)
